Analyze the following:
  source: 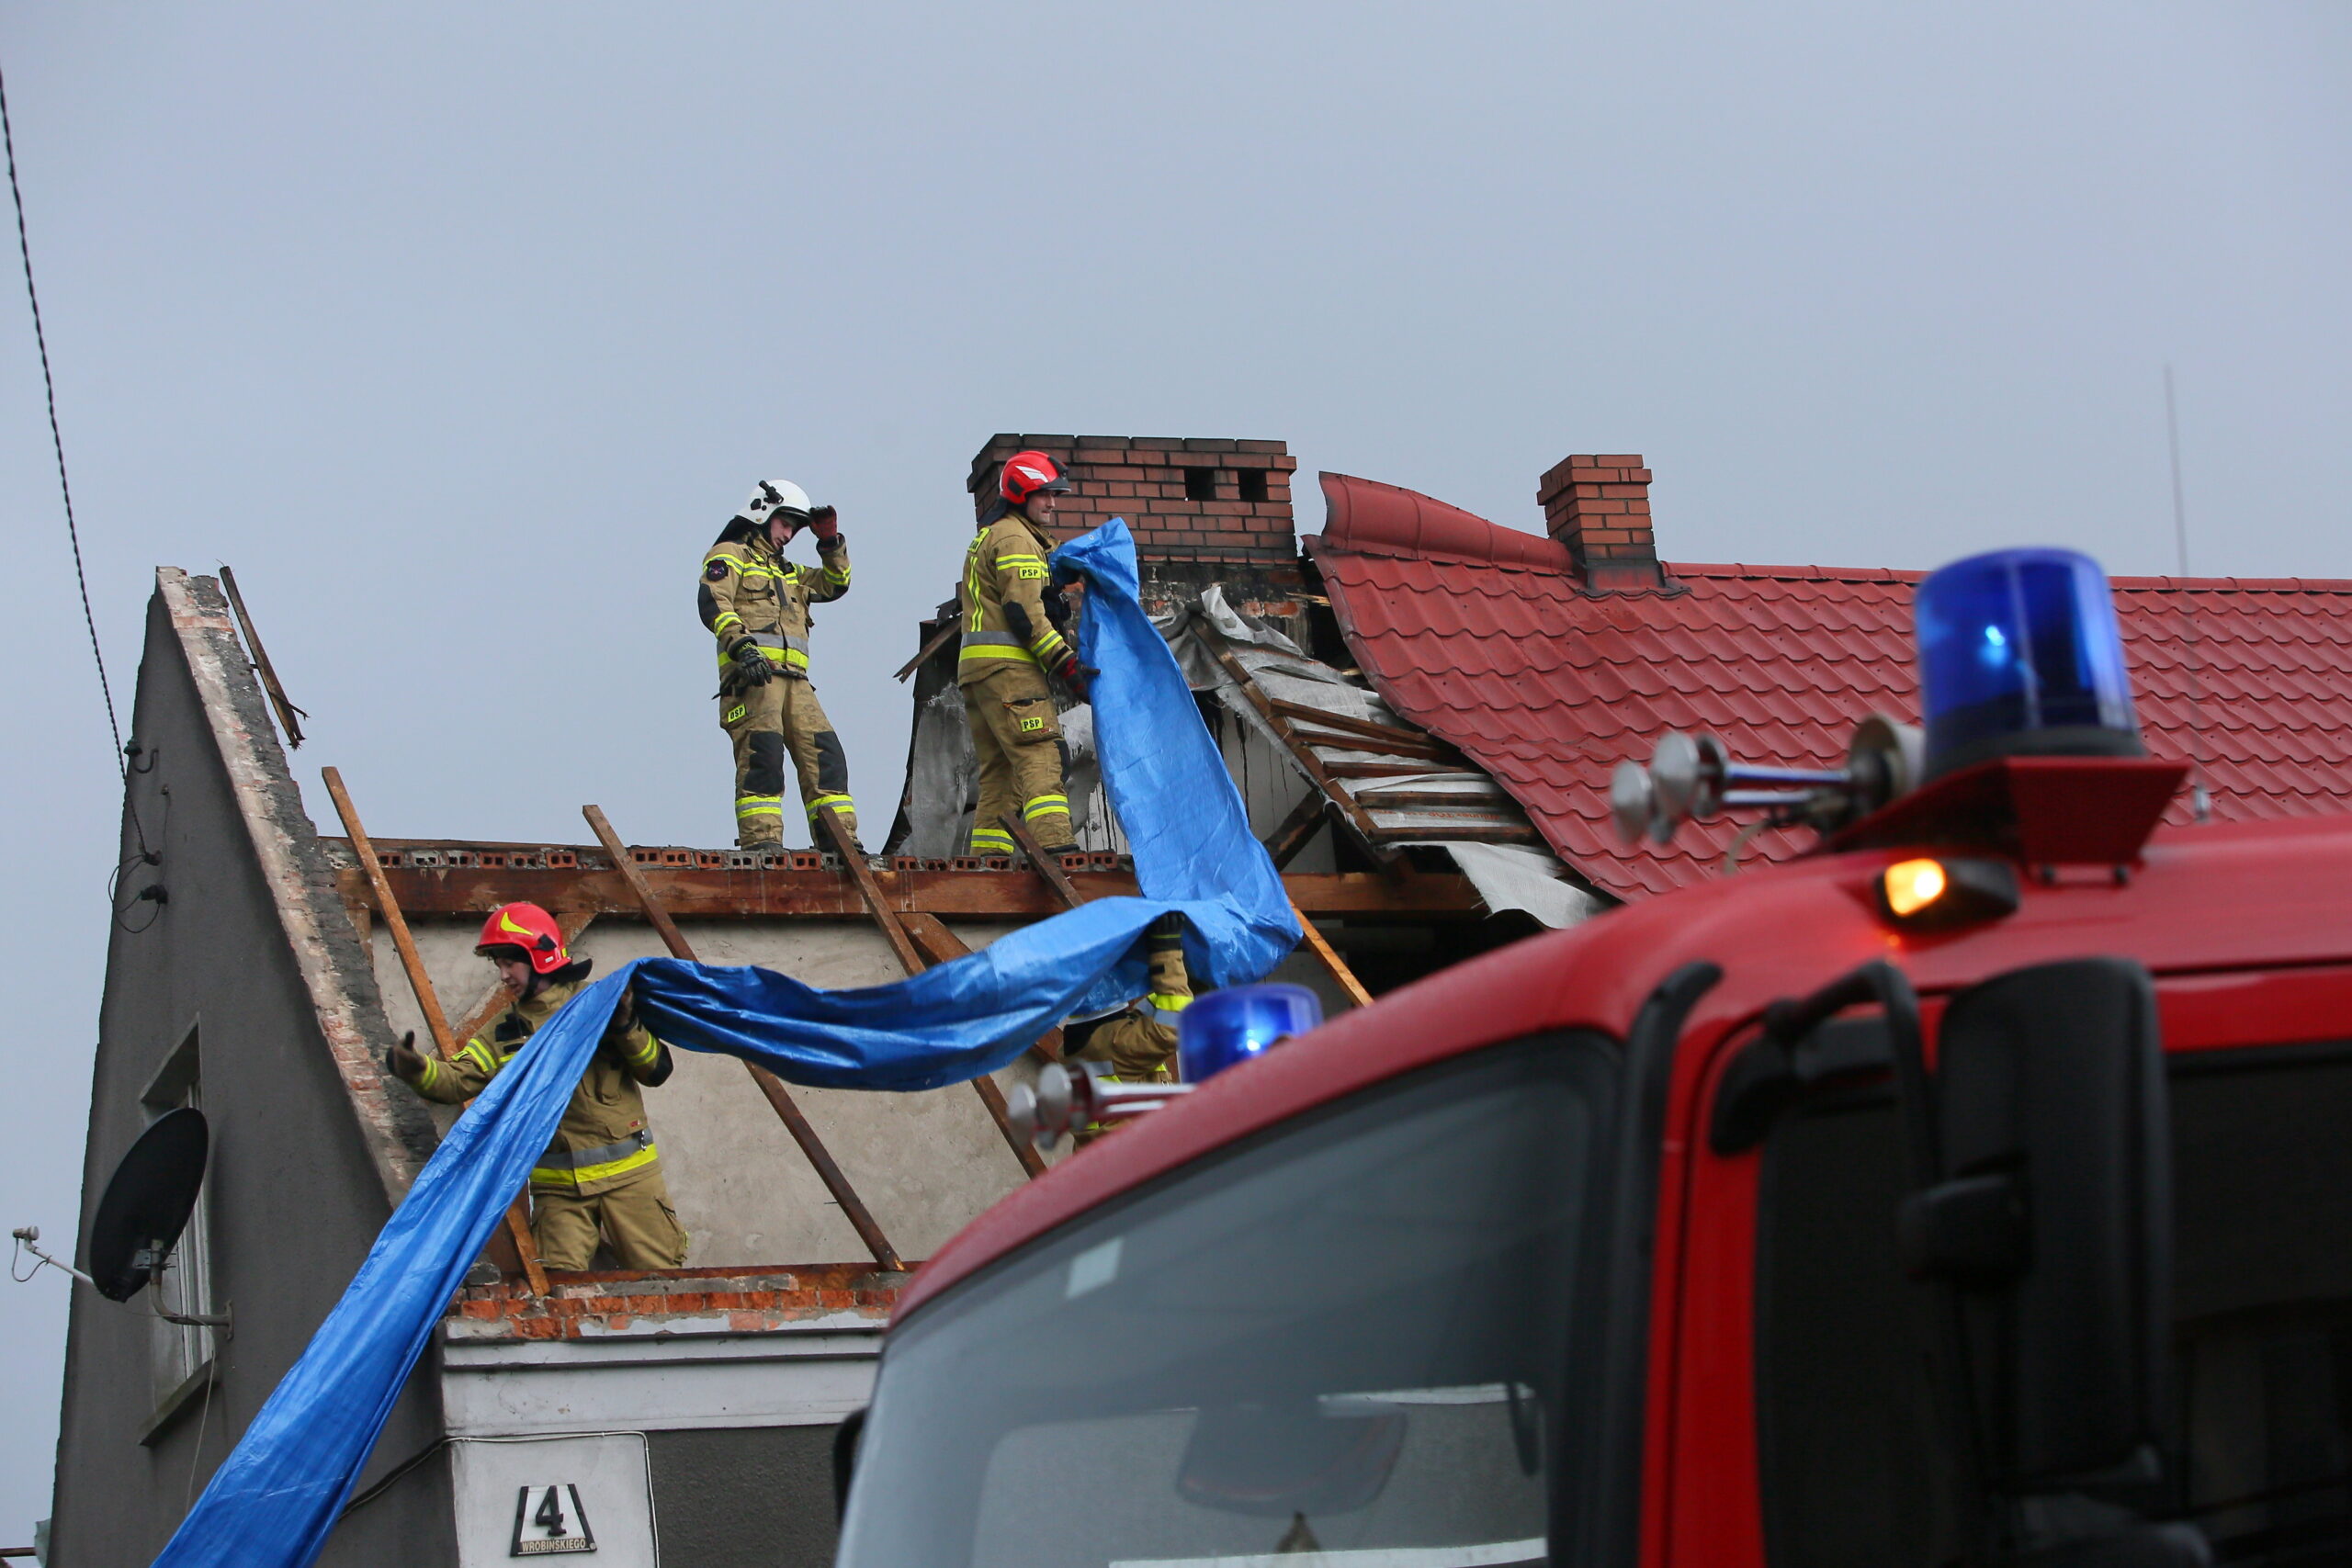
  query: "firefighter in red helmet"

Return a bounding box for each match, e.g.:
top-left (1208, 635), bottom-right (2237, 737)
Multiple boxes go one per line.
top-left (957, 449), bottom-right (1084, 858)
top-left (384, 902), bottom-right (689, 1271)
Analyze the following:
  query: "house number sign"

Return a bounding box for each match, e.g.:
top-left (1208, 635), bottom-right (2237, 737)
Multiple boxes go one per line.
top-left (511, 1483), bottom-right (596, 1556)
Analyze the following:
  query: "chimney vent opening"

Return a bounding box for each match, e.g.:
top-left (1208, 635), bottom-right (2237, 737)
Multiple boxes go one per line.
top-left (1183, 468), bottom-right (1218, 502)
top-left (1238, 468), bottom-right (1269, 504)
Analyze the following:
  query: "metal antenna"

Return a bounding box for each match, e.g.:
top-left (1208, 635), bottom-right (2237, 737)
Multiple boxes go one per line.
top-left (2165, 365), bottom-right (2212, 823)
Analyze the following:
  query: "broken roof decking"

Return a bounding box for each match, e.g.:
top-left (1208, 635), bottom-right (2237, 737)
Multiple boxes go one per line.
top-left (1165, 592), bottom-right (1546, 856)
top-left (1309, 472), bottom-right (2352, 898)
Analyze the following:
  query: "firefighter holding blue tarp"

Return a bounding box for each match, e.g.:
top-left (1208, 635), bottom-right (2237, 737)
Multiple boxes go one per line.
top-left (960, 449), bottom-right (1086, 857)
top-left (386, 902), bottom-right (689, 1270)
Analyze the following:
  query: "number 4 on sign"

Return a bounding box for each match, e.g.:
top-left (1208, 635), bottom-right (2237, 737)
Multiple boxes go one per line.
top-left (510, 1484), bottom-right (596, 1556)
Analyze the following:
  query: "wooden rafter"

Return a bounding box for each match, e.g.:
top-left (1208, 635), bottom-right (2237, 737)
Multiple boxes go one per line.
top-left (323, 766), bottom-right (548, 1297)
top-left (814, 810), bottom-right (1046, 1179)
top-left (582, 805), bottom-right (905, 1271)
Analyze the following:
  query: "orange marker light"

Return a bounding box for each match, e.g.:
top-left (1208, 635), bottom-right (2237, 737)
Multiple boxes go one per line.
top-left (1882, 858), bottom-right (1949, 918)
top-left (1875, 855), bottom-right (2021, 929)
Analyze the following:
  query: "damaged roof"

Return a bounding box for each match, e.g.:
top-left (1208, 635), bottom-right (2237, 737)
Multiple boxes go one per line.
top-left (1308, 471), bottom-right (2352, 898)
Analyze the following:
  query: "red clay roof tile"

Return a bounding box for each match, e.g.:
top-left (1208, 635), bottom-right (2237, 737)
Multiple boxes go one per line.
top-left (1310, 472), bottom-right (2352, 899)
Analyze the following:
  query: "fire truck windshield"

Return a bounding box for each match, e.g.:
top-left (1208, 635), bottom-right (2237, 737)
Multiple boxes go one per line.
top-left (836, 1034), bottom-right (1618, 1568)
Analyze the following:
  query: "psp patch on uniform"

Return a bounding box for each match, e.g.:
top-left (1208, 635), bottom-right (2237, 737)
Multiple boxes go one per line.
top-left (705, 560), bottom-right (730, 581)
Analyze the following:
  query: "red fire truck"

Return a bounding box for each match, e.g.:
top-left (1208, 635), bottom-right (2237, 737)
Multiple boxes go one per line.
top-left (833, 550), bottom-right (2349, 1567)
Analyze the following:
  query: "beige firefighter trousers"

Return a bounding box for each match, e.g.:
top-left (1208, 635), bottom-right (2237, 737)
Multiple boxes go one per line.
top-left (531, 1173), bottom-right (690, 1271)
top-left (1069, 1013), bottom-right (1179, 1147)
top-left (962, 663), bottom-right (1073, 854)
top-left (721, 673), bottom-right (855, 849)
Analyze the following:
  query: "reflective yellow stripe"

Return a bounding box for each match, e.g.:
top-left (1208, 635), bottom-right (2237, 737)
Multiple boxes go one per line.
top-left (531, 1141), bottom-right (661, 1189)
top-left (959, 644), bottom-right (1039, 665)
top-left (805, 793), bottom-right (854, 819)
top-left (709, 549), bottom-right (752, 568)
top-left (1031, 630), bottom-right (1070, 662)
top-left (712, 611), bottom-right (744, 635)
top-left (997, 553), bottom-right (1046, 568)
top-left (624, 1035), bottom-right (662, 1067)
top-left (966, 536), bottom-right (986, 633)
top-left (462, 1039), bottom-right (498, 1074)
top-left (414, 1056), bottom-right (441, 1092)
top-left (736, 795), bottom-right (786, 819)
top-left (967, 829), bottom-right (1015, 853)
top-left (824, 566), bottom-right (851, 585)
top-left (1023, 795), bottom-right (1070, 820)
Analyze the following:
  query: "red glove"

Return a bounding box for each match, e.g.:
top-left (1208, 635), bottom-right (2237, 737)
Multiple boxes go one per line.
top-left (809, 505), bottom-right (840, 542)
top-left (1049, 649), bottom-right (1090, 701)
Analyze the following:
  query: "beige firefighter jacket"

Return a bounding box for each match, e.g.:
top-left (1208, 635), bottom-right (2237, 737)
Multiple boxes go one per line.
top-left (401, 975), bottom-right (673, 1197)
top-left (700, 527), bottom-right (852, 680)
top-left (956, 514), bottom-right (1071, 688)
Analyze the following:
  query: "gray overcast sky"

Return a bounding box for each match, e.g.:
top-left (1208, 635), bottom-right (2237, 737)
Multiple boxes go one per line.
top-left (3, 1), bottom-right (2346, 1539)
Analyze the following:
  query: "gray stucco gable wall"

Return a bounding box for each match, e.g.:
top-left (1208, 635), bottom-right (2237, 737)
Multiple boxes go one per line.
top-left (153, 567), bottom-right (438, 1196)
top-left (47, 570), bottom-right (455, 1565)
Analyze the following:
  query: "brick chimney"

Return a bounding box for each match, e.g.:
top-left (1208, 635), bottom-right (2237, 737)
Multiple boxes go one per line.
top-left (1537, 454), bottom-right (1662, 590)
top-left (968, 434), bottom-right (1296, 560)
top-left (967, 434), bottom-right (1305, 617)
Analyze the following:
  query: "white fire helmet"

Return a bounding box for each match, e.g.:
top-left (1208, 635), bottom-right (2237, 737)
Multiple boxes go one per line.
top-left (739, 479), bottom-right (812, 527)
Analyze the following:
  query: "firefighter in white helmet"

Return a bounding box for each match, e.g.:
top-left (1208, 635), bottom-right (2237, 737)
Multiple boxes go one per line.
top-left (698, 479), bottom-right (859, 850)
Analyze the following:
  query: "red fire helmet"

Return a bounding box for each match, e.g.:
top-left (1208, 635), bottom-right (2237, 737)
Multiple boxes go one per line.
top-left (474, 901), bottom-right (570, 974)
top-left (999, 449), bottom-right (1073, 507)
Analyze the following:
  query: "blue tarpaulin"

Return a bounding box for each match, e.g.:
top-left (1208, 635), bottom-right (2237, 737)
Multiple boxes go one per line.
top-left (151, 518), bottom-right (1299, 1567)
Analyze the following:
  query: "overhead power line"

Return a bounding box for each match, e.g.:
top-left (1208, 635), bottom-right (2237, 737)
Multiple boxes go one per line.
top-left (1, 54), bottom-right (123, 762)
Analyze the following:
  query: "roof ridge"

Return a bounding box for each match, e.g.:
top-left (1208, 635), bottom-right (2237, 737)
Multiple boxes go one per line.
top-left (1317, 471), bottom-right (1573, 573)
top-left (1669, 562), bottom-right (2352, 593)
top-left (1668, 561), bottom-right (1921, 583)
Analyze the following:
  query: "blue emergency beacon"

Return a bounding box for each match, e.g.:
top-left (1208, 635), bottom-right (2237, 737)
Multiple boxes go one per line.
top-left (1177, 984), bottom-right (1324, 1083)
top-left (1914, 547), bottom-right (2143, 779)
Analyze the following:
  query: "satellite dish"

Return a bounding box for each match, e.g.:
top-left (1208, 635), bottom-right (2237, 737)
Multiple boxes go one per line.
top-left (87, 1108), bottom-right (208, 1303)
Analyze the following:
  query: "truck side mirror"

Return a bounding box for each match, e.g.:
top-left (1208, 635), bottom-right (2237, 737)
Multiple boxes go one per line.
top-left (1914, 956), bottom-right (2171, 1491)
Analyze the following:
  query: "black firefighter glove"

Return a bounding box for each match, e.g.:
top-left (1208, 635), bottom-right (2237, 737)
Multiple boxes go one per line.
top-left (385, 1030), bottom-right (428, 1082)
top-left (601, 984), bottom-right (639, 1044)
top-left (729, 638), bottom-right (776, 688)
